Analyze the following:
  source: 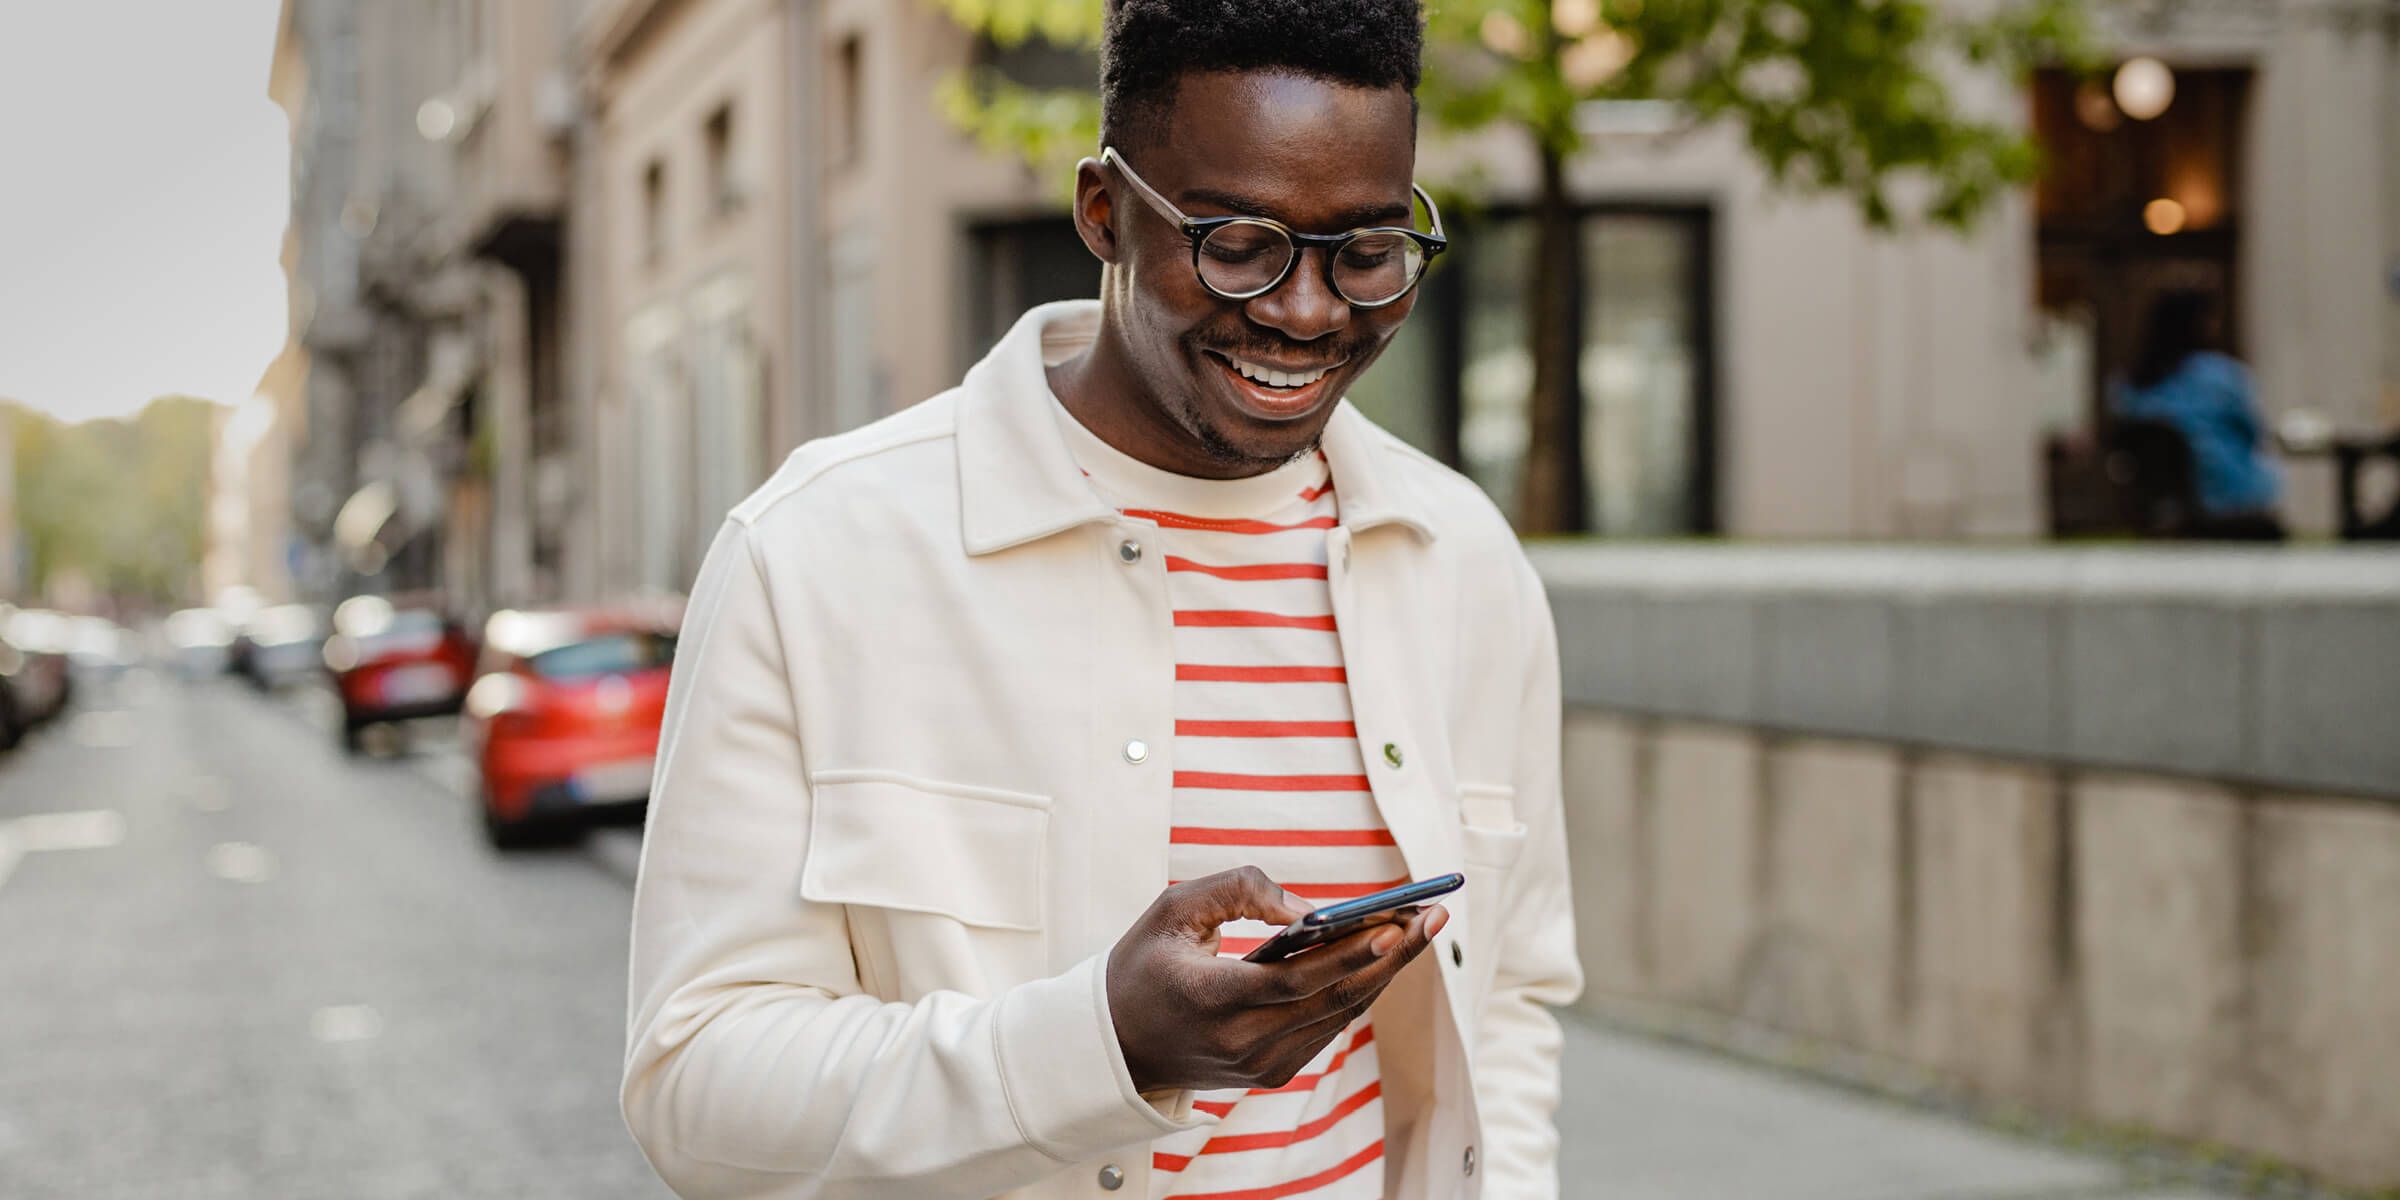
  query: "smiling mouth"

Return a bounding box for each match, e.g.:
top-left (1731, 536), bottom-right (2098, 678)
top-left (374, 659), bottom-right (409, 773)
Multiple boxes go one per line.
top-left (1210, 352), bottom-right (1345, 390)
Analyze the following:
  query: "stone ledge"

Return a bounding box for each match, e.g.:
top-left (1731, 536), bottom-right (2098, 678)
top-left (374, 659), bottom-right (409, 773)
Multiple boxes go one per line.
top-left (1528, 544), bottom-right (2400, 799)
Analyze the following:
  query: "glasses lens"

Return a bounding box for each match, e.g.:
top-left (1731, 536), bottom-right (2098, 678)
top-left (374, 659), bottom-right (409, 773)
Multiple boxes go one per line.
top-left (1331, 232), bottom-right (1424, 305)
top-left (1197, 221), bottom-right (1295, 297)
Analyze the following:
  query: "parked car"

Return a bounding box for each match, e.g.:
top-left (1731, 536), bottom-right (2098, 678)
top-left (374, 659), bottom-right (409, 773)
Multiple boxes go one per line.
top-left (0, 606), bottom-right (75, 740)
top-left (322, 595), bottom-right (476, 753)
top-left (163, 607), bottom-right (236, 678)
top-left (462, 604), bottom-right (680, 849)
top-left (66, 616), bottom-right (136, 687)
top-left (235, 604), bottom-right (326, 691)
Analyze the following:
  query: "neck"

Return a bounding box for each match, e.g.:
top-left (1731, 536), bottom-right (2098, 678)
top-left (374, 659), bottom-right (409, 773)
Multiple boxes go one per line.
top-left (1046, 320), bottom-right (1286, 482)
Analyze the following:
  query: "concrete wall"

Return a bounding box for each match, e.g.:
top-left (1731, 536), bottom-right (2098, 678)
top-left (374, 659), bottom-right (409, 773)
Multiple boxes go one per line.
top-left (1562, 713), bottom-right (2400, 1189)
top-left (1541, 545), bottom-right (2400, 1188)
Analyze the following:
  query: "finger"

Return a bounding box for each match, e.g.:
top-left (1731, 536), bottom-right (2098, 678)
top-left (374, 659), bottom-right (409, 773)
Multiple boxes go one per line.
top-left (1282, 904), bottom-right (1445, 1016)
top-left (1161, 866), bottom-right (1314, 935)
top-left (1250, 909), bottom-right (1420, 1001)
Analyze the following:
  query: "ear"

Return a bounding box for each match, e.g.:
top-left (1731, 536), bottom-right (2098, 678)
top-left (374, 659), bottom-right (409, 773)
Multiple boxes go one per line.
top-left (1069, 156), bottom-right (1120, 265)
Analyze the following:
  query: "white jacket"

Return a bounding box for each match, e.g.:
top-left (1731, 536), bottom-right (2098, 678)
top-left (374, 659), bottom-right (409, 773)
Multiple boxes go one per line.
top-left (623, 301), bottom-right (1581, 1199)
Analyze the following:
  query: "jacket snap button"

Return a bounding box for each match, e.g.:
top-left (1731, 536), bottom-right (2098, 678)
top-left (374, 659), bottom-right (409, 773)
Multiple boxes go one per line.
top-left (1450, 942), bottom-right (1465, 968)
top-left (1118, 540), bottom-right (1141, 564)
top-left (1098, 1163), bottom-right (1125, 1190)
top-left (1463, 1144), bottom-right (1476, 1176)
top-left (1382, 742), bottom-right (1403, 768)
top-left (1123, 739), bottom-right (1149, 764)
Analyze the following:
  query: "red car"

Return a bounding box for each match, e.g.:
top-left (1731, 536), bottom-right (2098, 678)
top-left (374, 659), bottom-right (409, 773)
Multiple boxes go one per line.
top-left (462, 604), bottom-right (680, 849)
top-left (322, 595), bottom-right (476, 752)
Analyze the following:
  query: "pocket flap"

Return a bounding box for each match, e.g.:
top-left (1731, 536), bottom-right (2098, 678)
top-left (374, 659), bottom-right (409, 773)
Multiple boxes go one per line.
top-left (802, 770), bottom-right (1049, 931)
top-left (1459, 783), bottom-right (1518, 831)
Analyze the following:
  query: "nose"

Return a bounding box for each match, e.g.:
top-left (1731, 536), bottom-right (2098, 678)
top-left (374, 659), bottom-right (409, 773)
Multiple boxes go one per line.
top-left (1242, 245), bottom-right (1351, 343)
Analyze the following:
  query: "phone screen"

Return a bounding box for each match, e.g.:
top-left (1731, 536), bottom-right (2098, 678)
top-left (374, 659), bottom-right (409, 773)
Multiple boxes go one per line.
top-left (1240, 872), bottom-right (1465, 964)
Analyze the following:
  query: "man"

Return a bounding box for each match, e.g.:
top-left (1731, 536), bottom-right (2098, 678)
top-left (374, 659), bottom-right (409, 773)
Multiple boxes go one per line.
top-left (621, 2), bottom-right (1580, 1196)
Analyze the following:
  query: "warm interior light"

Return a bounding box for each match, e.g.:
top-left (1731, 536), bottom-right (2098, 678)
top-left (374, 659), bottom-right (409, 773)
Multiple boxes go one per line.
top-left (2113, 58), bottom-right (2175, 121)
top-left (2143, 197), bottom-right (2187, 235)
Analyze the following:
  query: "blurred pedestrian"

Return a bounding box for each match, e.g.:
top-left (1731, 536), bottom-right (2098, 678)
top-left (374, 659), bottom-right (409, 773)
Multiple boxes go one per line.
top-left (621, 1), bottom-right (1579, 1196)
top-left (2111, 288), bottom-right (2285, 538)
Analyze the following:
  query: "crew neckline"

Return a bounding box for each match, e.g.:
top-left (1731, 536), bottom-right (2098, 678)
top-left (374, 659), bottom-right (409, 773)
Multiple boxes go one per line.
top-left (1050, 395), bottom-right (1330, 521)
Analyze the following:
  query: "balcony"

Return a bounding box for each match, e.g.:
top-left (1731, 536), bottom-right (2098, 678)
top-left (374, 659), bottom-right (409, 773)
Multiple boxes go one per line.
top-left (434, 1), bottom-right (572, 275)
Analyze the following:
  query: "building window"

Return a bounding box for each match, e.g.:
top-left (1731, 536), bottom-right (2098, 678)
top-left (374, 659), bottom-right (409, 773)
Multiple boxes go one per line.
top-left (832, 34), bottom-right (864, 169)
top-left (704, 102), bottom-right (741, 217)
top-left (1353, 205), bottom-right (1717, 535)
top-left (641, 159), bottom-right (666, 263)
top-left (962, 218), bottom-right (1100, 373)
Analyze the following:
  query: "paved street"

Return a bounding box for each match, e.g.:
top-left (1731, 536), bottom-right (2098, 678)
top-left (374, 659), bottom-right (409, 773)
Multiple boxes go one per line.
top-left (0, 673), bottom-right (2244, 1199)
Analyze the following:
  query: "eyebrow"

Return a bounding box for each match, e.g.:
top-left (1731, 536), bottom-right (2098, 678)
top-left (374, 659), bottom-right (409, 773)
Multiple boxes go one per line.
top-left (1178, 186), bottom-right (1415, 231)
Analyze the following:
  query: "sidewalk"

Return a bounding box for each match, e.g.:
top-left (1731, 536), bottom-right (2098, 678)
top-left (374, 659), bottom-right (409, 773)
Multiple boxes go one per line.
top-left (1555, 1016), bottom-right (2240, 1200)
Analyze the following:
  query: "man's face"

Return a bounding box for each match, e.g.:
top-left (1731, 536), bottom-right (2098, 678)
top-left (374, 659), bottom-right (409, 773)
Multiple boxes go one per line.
top-left (1093, 71), bottom-right (1423, 472)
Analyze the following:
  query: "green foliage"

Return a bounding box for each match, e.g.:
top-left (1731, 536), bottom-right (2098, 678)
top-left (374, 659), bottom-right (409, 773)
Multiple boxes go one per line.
top-left (4, 396), bottom-right (216, 606)
top-left (926, 0), bottom-right (2091, 231)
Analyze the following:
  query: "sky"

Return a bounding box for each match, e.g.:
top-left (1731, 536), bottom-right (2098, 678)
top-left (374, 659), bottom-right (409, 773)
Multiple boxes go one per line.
top-left (0, 0), bottom-right (289, 424)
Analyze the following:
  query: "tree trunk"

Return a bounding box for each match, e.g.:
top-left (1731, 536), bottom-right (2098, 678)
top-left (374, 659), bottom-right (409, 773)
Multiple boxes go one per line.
top-left (1518, 140), bottom-right (1585, 533)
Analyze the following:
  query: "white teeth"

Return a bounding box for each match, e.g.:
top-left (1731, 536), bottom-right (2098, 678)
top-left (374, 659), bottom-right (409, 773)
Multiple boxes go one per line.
top-left (1229, 357), bottom-right (1333, 388)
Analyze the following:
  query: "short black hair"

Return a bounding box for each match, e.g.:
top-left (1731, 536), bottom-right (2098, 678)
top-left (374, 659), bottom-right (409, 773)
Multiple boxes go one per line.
top-left (1100, 0), bottom-right (1424, 153)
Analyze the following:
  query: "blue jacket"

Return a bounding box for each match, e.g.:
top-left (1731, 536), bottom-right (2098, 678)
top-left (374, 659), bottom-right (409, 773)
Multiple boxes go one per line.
top-left (2111, 351), bottom-right (2282, 516)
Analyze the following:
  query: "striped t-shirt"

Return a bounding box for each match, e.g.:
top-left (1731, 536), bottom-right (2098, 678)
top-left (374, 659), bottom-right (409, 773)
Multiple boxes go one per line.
top-left (1055, 403), bottom-right (1399, 1200)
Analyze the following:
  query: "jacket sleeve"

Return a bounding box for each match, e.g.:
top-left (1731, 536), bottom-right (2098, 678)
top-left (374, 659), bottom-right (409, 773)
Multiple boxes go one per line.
top-left (1472, 555), bottom-right (1585, 1199)
top-left (622, 519), bottom-right (1201, 1198)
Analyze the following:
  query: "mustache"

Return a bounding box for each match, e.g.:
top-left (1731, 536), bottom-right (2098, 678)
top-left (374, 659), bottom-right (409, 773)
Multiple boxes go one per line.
top-left (1192, 333), bottom-right (1371, 367)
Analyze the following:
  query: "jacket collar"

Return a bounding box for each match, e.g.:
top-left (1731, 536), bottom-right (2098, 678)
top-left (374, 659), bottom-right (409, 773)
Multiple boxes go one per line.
top-left (956, 300), bottom-right (1440, 556)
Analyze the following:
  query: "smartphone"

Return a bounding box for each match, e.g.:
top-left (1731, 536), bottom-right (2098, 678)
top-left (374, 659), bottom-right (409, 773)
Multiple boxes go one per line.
top-left (1241, 873), bottom-right (1465, 964)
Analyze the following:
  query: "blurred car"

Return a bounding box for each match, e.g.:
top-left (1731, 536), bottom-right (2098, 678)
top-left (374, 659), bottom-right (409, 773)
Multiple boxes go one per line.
top-left (322, 594), bottom-right (475, 752)
top-left (66, 616), bottom-right (136, 685)
top-left (0, 606), bottom-right (75, 741)
top-left (462, 603), bottom-right (680, 849)
top-left (235, 604), bottom-right (327, 691)
top-left (163, 607), bottom-right (236, 678)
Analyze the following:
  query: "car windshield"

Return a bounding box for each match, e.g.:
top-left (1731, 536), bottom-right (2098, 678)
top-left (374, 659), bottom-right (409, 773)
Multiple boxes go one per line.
top-left (527, 632), bottom-right (676, 680)
top-left (357, 610), bottom-right (445, 651)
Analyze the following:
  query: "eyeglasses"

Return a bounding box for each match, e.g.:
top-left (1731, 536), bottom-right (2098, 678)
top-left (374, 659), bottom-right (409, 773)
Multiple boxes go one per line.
top-left (1102, 146), bottom-right (1448, 309)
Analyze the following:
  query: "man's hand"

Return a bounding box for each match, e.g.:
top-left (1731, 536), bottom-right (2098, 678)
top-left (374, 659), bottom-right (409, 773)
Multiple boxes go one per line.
top-left (1106, 866), bottom-right (1448, 1094)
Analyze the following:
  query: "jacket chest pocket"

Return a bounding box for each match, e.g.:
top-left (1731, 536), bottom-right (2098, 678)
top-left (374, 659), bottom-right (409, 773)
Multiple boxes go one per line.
top-left (800, 770), bottom-right (1050, 931)
top-left (1458, 784), bottom-right (1528, 871)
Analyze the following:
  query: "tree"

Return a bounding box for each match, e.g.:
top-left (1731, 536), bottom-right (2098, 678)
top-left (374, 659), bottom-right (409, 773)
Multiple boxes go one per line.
top-left (930, 0), bottom-right (2088, 531)
top-left (4, 396), bottom-right (215, 608)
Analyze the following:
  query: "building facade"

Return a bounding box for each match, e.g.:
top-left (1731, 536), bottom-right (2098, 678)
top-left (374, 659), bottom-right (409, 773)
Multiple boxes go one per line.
top-left (258, 0), bottom-right (2398, 611)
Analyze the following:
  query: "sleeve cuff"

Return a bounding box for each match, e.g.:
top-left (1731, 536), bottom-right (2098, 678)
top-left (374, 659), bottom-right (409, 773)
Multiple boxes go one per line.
top-left (993, 953), bottom-right (1207, 1162)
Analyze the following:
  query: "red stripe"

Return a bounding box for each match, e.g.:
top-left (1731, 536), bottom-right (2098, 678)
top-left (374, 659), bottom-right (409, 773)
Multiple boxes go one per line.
top-left (1172, 827), bottom-right (1397, 847)
top-left (1174, 771), bottom-right (1371, 792)
top-left (1299, 479), bottom-right (1335, 502)
top-left (1174, 610), bottom-right (1338, 631)
top-left (1177, 664), bottom-right (1346, 683)
top-left (1165, 556), bottom-right (1328, 582)
top-left (1121, 508), bottom-right (1338, 535)
top-left (1197, 1081), bottom-right (1382, 1157)
top-left (1161, 1140), bottom-right (1384, 1199)
top-left (1217, 935), bottom-right (1267, 956)
top-left (1176, 719), bottom-right (1356, 739)
top-left (1160, 1077), bottom-right (1378, 1166)
top-left (1283, 877), bottom-right (1410, 899)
